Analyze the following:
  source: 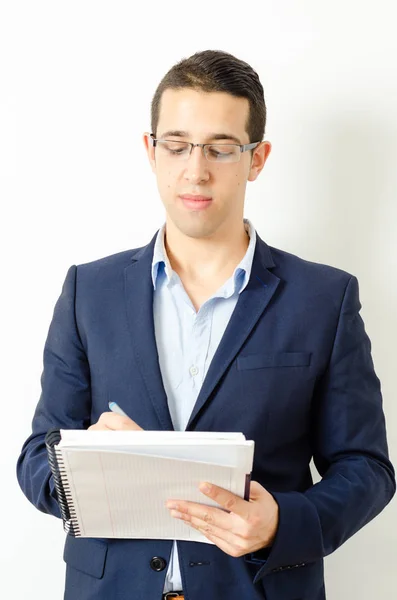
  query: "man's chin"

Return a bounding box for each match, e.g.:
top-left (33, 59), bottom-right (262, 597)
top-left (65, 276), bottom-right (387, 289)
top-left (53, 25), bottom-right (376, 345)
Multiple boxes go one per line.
top-left (167, 216), bottom-right (220, 240)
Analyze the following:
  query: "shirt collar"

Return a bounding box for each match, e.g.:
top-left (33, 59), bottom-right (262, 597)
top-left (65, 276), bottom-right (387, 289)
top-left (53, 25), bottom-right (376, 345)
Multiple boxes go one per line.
top-left (151, 218), bottom-right (257, 295)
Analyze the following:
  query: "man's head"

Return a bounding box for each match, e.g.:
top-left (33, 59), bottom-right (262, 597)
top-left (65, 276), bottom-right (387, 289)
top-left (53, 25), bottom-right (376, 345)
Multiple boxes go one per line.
top-left (144, 50), bottom-right (271, 241)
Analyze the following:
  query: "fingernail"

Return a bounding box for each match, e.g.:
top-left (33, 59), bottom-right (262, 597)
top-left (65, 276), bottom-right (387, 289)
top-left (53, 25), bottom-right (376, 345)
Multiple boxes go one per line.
top-left (200, 483), bottom-right (211, 493)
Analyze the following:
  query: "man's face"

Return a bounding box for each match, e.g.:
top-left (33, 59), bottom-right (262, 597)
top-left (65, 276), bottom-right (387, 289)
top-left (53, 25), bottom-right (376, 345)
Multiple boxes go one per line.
top-left (144, 88), bottom-right (270, 240)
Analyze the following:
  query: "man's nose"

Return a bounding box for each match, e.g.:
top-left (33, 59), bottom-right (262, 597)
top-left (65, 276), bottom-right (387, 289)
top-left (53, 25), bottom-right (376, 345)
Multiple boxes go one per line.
top-left (183, 146), bottom-right (210, 183)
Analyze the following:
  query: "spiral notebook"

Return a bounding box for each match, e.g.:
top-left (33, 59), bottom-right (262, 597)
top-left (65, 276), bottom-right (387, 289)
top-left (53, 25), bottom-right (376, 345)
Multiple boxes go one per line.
top-left (45, 429), bottom-right (254, 542)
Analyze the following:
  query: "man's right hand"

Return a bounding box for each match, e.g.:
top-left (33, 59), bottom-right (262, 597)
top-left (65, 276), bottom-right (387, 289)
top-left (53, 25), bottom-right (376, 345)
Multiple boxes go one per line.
top-left (88, 412), bottom-right (144, 431)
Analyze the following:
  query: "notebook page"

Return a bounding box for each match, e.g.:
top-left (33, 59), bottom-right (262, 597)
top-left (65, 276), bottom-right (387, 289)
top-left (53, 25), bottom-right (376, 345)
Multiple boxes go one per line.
top-left (60, 441), bottom-right (253, 470)
top-left (61, 449), bottom-right (249, 541)
top-left (59, 430), bottom-right (246, 445)
top-left (58, 430), bottom-right (253, 470)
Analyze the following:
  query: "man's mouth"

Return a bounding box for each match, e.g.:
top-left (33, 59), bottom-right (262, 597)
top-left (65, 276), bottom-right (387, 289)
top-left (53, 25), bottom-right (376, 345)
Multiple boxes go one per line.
top-left (179, 195), bottom-right (213, 210)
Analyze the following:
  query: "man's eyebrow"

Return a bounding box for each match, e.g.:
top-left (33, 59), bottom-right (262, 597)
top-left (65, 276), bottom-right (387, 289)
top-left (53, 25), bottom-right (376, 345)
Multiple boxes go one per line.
top-left (159, 130), bottom-right (189, 139)
top-left (210, 133), bottom-right (242, 144)
top-left (158, 130), bottom-right (243, 144)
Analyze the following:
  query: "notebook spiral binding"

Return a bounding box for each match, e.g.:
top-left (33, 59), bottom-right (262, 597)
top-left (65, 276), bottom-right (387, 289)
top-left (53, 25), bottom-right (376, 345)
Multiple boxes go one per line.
top-left (45, 429), bottom-right (82, 537)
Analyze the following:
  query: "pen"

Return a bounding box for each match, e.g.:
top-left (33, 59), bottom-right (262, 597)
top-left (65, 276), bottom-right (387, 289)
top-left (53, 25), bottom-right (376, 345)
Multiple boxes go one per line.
top-left (108, 401), bottom-right (129, 418)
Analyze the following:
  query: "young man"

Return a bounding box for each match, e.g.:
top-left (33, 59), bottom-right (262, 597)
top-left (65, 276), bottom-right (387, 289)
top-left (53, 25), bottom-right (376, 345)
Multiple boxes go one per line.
top-left (17, 50), bottom-right (395, 600)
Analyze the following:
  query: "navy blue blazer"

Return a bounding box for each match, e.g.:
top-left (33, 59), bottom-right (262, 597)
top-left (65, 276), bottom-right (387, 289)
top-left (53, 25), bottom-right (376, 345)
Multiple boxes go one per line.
top-left (17, 231), bottom-right (395, 600)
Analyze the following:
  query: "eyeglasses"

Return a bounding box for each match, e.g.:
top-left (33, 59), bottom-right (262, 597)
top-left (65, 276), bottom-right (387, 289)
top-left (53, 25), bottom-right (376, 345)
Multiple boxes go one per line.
top-left (149, 134), bottom-right (260, 163)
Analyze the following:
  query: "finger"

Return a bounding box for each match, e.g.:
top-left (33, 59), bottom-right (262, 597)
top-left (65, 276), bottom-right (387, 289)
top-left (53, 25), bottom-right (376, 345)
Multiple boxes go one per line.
top-left (116, 416), bottom-right (143, 431)
top-left (179, 510), bottom-right (250, 546)
top-left (198, 482), bottom-right (251, 520)
top-left (168, 501), bottom-right (233, 531)
top-left (185, 520), bottom-right (248, 559)
top-left (101, 412), bottom-right (143, 430)
top-left (90, 412), bottom-right (143, 431)
top-left (208, 532), bottom-right (245, 558)
top-left (248, 481), bottom-right (268, 501)
top-left (87, 422), bottom-right (113, 431)
top-left (171, 503), bottom-right (269, 557)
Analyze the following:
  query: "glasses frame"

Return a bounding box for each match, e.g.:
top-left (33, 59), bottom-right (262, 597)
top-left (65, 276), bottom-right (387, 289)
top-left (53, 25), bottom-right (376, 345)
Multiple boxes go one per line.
top-left (149, 134), bottom-right (261, 162)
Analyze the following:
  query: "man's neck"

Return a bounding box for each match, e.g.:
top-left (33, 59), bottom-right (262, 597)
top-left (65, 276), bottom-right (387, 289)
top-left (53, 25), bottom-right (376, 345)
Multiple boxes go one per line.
top-left (164, 220), bottom-right (250, 285)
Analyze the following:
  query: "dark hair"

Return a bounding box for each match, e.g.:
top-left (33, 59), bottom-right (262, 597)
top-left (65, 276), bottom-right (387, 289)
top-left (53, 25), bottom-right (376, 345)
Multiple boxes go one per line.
top-left (151, 50), bottom-right (266, 143)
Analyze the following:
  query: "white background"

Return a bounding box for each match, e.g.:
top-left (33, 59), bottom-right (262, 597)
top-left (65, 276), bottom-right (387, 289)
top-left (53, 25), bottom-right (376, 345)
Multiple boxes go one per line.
top-left (1, 1), bottom-right (396, 598)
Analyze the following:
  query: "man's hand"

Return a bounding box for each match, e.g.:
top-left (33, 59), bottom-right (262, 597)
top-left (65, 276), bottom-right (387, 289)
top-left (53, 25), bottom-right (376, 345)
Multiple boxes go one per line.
top-left (166, 481), bottom-right (279, 557)
top-left (88, 412), bottom-right (144, 431)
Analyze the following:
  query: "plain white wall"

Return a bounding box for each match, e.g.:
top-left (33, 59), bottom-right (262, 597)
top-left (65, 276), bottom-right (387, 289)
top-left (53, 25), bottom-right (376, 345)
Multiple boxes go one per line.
top-left (1, 1), bottom-right (396, 598)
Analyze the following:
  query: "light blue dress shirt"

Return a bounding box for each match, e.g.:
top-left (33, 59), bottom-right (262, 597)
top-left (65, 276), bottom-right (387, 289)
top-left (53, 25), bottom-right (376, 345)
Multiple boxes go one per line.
top-left (151, 218), bottom-right (257, 592)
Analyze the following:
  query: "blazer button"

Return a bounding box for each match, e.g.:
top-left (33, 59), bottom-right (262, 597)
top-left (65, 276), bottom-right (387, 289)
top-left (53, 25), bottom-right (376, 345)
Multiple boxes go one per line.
top-left (150, 557), bottom-right (167, 572)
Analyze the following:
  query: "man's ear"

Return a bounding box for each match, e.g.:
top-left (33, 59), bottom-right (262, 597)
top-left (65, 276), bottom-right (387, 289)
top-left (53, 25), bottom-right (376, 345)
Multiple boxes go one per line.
top-left (143, 132), bottom-right (156, 173)
top-left (248, 141), bottom-right (272, 182)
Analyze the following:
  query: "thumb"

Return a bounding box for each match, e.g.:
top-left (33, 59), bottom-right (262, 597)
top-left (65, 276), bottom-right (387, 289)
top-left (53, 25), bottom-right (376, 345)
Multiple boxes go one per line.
top-left (248, 480), bottom-right (268, 501)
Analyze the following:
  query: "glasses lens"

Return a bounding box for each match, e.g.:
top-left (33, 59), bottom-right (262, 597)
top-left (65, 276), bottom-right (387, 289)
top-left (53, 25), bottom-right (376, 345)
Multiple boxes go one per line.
top-left (157, 140), bottom-right (191, 158)
top-left (206, 144), bottom-right (240, 163)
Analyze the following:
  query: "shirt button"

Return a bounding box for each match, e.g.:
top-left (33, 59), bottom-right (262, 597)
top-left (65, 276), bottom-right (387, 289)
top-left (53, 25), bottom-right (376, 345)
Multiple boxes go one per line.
top-left (189, 365), bottom-right (199, 376)
top-left (150, 556), bottom-right (167, 571)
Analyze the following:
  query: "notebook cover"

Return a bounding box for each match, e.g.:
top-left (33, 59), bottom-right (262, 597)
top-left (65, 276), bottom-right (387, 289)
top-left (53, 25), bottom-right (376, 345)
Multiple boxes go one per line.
top-left (244, 472), bottom-right (251, 501)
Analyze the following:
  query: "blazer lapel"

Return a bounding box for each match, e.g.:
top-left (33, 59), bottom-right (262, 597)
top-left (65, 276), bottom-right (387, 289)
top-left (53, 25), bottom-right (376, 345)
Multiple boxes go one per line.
top-left (124, 232), bottom-right (174, 431)
top-left (186, 234), bottom-right (280, 430)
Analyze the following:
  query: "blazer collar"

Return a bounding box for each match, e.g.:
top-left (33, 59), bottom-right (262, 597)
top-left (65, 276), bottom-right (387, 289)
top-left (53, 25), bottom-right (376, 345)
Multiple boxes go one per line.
top-left (130, 227), bottom-right (275, 269)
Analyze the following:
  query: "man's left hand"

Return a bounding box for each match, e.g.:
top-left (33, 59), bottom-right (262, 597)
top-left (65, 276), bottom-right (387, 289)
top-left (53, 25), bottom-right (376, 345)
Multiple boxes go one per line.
top-left (166, 481), bottom-right (279, 557)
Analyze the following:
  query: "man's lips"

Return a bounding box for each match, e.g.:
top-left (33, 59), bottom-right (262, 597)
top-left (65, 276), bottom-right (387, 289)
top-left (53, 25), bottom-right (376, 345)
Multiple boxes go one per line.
top-left (179, 194), bottom-right (212, 210)
top-left (179, 195), bottom-right (212, 201)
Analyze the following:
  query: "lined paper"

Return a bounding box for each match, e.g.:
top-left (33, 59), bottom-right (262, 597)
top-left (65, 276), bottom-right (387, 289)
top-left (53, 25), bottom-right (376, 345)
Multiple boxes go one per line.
top-left (57, 431), bottom-right (254, 541)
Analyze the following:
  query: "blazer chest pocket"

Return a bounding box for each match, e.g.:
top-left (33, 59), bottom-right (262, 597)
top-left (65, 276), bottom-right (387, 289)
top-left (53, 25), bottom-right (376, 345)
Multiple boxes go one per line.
top-left (237, 352), bottom-right (311, 370)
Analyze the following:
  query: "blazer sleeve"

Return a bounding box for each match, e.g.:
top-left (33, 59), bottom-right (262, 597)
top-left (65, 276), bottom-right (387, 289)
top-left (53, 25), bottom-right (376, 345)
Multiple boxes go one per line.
top-left (247, 275), bottom-right (396, 583)
top-left (16, 265), bottom-right (91, 518)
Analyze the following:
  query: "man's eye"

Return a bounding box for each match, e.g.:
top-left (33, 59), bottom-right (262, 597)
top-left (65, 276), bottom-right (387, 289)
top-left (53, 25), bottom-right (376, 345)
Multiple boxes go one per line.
top-left (170, 148), bottom-right (187, 154)
top-left (165, 143), bottom-right (189, 154)
top-left (208, 147), bottom-right (234, 159)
